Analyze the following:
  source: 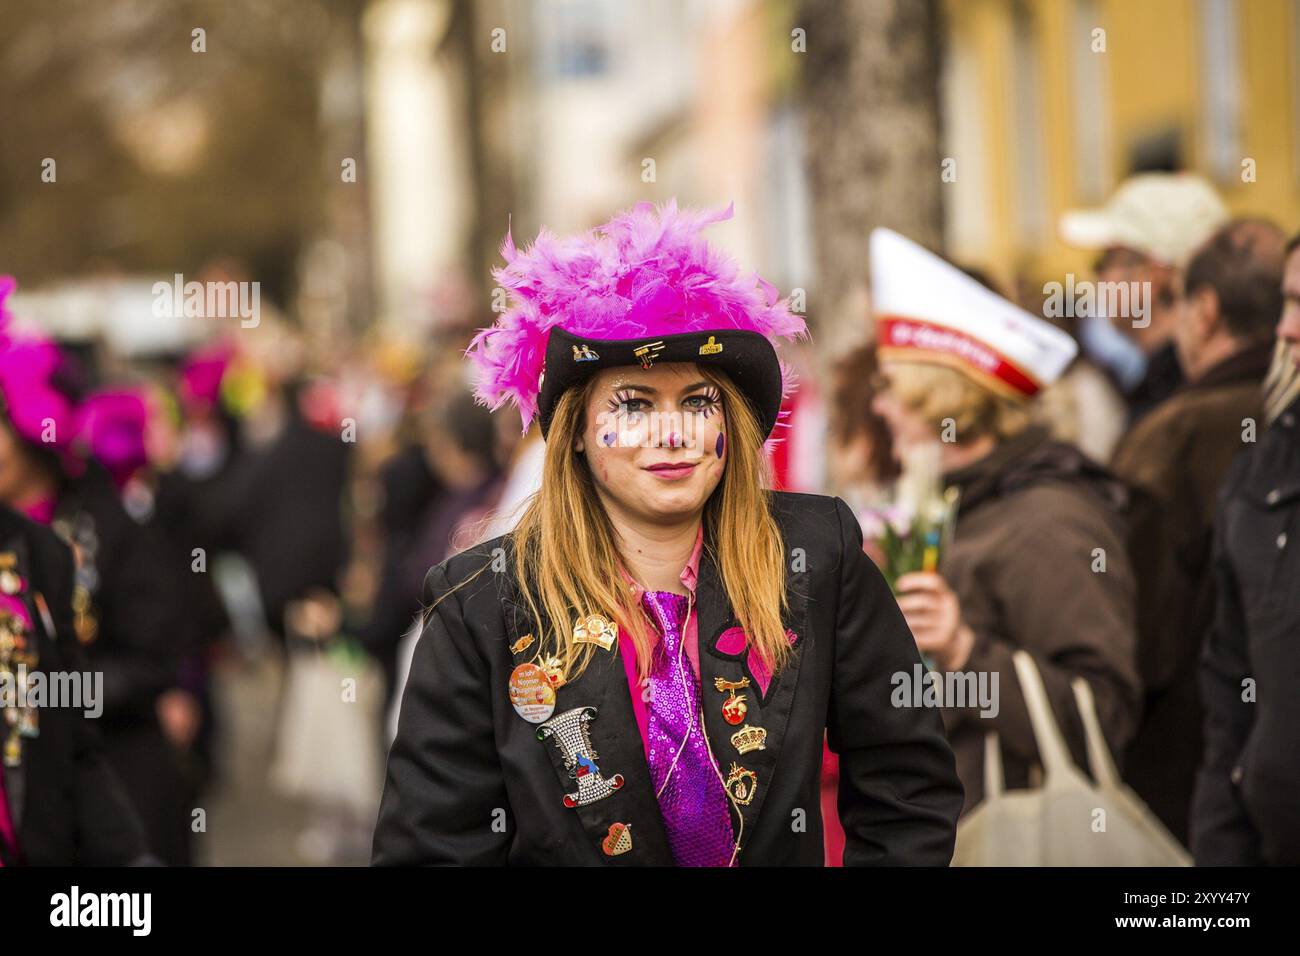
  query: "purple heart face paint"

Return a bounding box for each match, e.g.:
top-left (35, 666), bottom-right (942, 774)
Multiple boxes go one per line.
top-left (715, 432), bottom-right (725, 458)
top-left (602, 432), bottom-right (617, 447)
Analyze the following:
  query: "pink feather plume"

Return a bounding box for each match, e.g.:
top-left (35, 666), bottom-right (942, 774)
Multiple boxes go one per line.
top-left (466, 200), bottom-right (808, 433)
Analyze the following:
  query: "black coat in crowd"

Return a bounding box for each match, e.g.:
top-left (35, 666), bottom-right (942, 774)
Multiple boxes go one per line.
top-left (373, 491), bottom-right (963, 866)
top-left (200, 410), bottom-right (351, 637)
top-left (55, 465), bottom-right (194, 865)
top-left (360, 445), bottom-right (441, 698)
top-left (0, 505), bottom-right (147, 865)
top-left (1191, 396), bottom-right (1300, 865)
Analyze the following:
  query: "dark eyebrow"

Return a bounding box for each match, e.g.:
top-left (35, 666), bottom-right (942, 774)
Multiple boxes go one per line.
top-left (613, 381), bottom-right (713, 395)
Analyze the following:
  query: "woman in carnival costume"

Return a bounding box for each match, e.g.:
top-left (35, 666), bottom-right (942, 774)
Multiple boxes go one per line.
top-left (0, 276), bottom-right (148, 865)
top-left (373, 202), bottom-right (962, 866)
top-left (0, 278), bottom-right (193, 864)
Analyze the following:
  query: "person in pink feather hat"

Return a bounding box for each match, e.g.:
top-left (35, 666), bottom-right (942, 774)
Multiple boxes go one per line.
top-left (0, 277), bottom-right (194, 865)
top-left (374, 201), bottom-right (962, 867)
top-left (0, 275), bottom-right (151, 864)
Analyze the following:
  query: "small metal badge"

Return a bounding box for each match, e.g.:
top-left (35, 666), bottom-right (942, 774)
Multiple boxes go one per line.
top-left (714, 676), bottom-right (750, 726)
top-left (633, 340), bottom-right (666, 369)
top-left (538, 655), bottom-right (567, 690)
top-left (725, 762), bottom-right (758, 806)
top-left (573, 614), bottom-right (617, 652)
top-left (602, 822), bottom-right (633, 857)
top-left (0, 553), bottom-right (21, 596)
top-left (698, 335), bottom-right (723, 356)
top-left (572, 343), bottom-right (600, 362)
top-left (730, 724), bottom-right (767, 754)
top-left (510, 633), bottom-right (535, 655)
top-left (537, 706), bottom-right (625, 808)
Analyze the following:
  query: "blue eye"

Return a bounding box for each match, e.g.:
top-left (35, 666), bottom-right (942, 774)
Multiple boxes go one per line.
top-left (616, 400), bottom-right (649, 423)
top-left (684, 392), bottom-right (721, 413)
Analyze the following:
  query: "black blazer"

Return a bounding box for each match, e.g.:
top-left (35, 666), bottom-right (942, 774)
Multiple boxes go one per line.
top-left (373, 491), bottom-right (963, 865)
top-left (0, 506), bottom-right (147, 866)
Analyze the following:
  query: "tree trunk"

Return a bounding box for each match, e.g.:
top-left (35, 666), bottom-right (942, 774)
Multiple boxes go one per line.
top-left (797, 0), bottom-right (944, 344)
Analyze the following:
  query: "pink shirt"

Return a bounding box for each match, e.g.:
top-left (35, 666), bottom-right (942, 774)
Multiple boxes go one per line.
top-left (616, 524), bottom-right (705, 757)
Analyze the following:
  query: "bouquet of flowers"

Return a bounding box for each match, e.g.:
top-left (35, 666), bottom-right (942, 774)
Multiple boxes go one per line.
top-left (857, 441), bottom-right (961, 594)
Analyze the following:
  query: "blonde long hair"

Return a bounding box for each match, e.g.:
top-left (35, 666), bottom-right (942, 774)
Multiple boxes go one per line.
top-left (508, 366), bottom-right (790, 681)
top-left (884, 360), bottom-right (1033, 441)
top-left (1263, 338), bottom-right (1300, 425)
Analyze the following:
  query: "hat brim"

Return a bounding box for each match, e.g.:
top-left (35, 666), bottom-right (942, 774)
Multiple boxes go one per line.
top-left (537, 326), bottom-right (784, 439)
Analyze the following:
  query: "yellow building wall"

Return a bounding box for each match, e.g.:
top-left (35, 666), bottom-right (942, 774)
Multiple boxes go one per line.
top-left (942, 0), bottom-right (1300, 287)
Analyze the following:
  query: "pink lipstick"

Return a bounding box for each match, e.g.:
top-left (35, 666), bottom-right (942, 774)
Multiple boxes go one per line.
top-left (644, 462), bottom-right (698, 480)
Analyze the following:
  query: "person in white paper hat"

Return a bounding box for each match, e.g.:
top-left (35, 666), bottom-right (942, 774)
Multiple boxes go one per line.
top-left (865, 227), bottom-right (1141, 817)
top-left (1060, 172), bottom-right (1229, 423)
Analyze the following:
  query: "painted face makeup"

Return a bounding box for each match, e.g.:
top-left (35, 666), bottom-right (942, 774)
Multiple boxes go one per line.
top-left (580, 364), bottom-right (728, 522)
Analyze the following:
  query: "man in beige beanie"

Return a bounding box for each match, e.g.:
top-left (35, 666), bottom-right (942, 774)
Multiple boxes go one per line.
top-left (1061, 172), bottom-right (1229, 423)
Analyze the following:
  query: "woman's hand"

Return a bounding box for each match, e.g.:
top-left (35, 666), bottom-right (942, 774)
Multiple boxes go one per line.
top-left (895, 571), bottom-right (975, 672)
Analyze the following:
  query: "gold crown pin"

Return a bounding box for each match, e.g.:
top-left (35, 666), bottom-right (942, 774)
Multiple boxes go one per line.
top-left (730, 724), bottom-right (767, 755)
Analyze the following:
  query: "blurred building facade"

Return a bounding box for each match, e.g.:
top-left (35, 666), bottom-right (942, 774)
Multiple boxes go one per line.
top-left (7, 0), bottom-right (1300, 351)
top-left (942, 0), bottom-right (1300, 286)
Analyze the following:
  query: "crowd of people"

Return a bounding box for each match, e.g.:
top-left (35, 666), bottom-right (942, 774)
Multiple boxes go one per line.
top-left (827, 172), bottom-right (1299, 865)
top-left (0, 171), bottom-right (1296, 866)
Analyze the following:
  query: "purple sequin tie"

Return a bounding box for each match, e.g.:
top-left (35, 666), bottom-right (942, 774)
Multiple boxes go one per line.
top-left (642, 590), bottom-right (735, 867)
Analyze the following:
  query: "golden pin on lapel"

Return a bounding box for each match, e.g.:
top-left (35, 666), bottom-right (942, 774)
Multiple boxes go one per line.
top-left (730, 724), bottom-right (767, 754)
top-left (714, 676), bottom-right (750, 725)
top-left (725, 763), bottom-right (758, 806)
top-left (573, 614), bottom-right (617, 652)
top-left (602, 822), bottom-right (633, 856)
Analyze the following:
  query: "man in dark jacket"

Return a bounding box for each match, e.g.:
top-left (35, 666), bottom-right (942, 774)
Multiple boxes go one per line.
top-left (0, 504), bottom-right (148, 865)
top-left (1112, 219), bottom-right (1285, 843)
top-left (1190, 235), bottom-right (1300, 865)
top-left (1060, 173), bottom-right (1230, 423)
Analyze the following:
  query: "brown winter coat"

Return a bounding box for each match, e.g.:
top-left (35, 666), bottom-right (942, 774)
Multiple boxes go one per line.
top-left (1109, 341), bottom-right (1271, 843)
top-left (936, 427), bottom-right (1141, 814)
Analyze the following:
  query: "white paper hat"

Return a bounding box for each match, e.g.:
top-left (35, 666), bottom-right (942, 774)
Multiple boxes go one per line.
top-left (869, 228), bottom-right (1078, 398)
